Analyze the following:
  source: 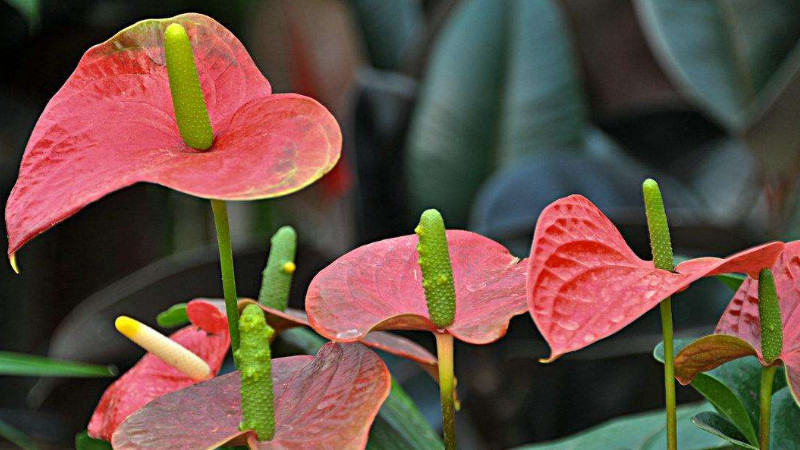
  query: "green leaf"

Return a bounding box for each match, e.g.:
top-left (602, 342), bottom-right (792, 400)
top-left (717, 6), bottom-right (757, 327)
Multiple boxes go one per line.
top-left (655, 339), bottom-right (758, 445)
top-left (635, 0), bottom-right (800, 178)
top-left (515, 402), bottom-right (729, 449)
top-left (691, 412), bottom-right (756, 449)
top-left (715, 273), bottom-right (746, 292)
top-left (275, 328), bottom-right (443, 449)
top-left (0, 417), bottom-right (36, 450)
top-left (635, 0), bottom-right (800, 130)
top-left (156, 303), bottom-right (189, 328)
top-left (405, 0), bottom-right (592, 225)
top-left (770, 387), bottom-right (800, 449)
top-left (75, 431), bottom-right (112, 450)
top-left (0, 351), bottom-right (116, 378)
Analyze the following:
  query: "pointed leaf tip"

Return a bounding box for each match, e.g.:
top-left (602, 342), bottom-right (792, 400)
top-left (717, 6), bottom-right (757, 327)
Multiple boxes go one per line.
top-left (8, 253), bottom-right (18, 274)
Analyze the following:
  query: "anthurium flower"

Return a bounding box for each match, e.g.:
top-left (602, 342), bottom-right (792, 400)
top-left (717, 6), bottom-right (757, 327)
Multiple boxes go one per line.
top-left (305, 230), bottom-right (527, 345)
top-left (87, 300), bottom-right (229, 441)
top-left (674, 241), bottom-right (800, 404)
top-left (527, 195), bottom-right (784, 362)
top-left (5, 13), bottom-right (340, 260)
top-left (112, 342), bottom-right (391, 449)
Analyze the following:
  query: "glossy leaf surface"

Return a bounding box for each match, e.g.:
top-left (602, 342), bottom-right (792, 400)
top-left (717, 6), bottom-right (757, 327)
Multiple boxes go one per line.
top-left (716, 240), bottom-right (800, 404)
top-left (112, 343), bottom-right (391, 450)
top-left (691, 412), bottom-right (755, 449)
top-left (306, 230), bottom-right (527, 345)
top-left (238, 299), bottom-right (440, 379)
top-left (528, 195), bottom-right (783, 360)
top-left (87, 301), bottom-right (230, 441)
top-left (6, 13), bottom-right (341, 257)
top-left (518, 402), bottom-right (728, 449)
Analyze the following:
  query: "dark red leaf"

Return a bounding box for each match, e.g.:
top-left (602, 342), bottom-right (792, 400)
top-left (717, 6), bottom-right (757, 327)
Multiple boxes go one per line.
top-left (717, 241), bottom-right (800, 404)
top-left (112, 342), bottom-right (391, 449)
top-left (87, 314), bottom-right (229, 441)
top-left (235, 299), bottom-right (439, 379)
top-left (6, 13), bottom-right (341, 257)
top-left (673, 334), bottom-right (758, 385)
top-left (527, 195), bottom-right (784, 361)
top-left (305, 231), bottom-right (528, 345)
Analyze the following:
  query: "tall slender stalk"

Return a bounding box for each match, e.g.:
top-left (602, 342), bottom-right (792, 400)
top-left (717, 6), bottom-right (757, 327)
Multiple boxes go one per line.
top-left (435, 332), bottom-right (456, 450)
top-left (642, 179), bottom-right (676, 450)
top-left (759, 365), bottom-right (777, 450)
top-left (211, 199), bottom-right (240, 362)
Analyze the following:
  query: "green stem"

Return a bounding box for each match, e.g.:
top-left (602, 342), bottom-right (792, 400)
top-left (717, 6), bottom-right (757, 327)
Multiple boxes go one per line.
top-left (642, 178), bottom-right (677, 450)
top-left (759, 365), bottom-right (777, 450)
top-left (660, 297), bottom-right (677, 450)
top-left (435, 332), bottom-right (456, 450)
top-left (211, 199), bottom-right (240, 364)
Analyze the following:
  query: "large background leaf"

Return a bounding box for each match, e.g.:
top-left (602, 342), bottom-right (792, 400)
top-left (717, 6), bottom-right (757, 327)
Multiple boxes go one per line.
top-left (405, 0), bottom-right (590, 226)
top-left (516, 402), bottom-right (728, 449)
top-left (635, 0), bottom-right (800, 178)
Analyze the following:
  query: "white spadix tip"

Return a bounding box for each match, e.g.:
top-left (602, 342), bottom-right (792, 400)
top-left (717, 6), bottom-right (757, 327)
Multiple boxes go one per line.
top-left (115, 316), bottom-right (211, 380)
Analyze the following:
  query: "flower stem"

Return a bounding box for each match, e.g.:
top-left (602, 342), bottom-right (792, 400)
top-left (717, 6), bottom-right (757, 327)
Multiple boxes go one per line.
top-left (642, 178), bottom-right (676, 450)
top-left (211, 199), bottom-right (240, 365)
top-left (659, 297), bottom-right (677, 450)
top-left (435, 332), bottom-right (456, 450)
top-left (759, 364), bottom-right (777, 450)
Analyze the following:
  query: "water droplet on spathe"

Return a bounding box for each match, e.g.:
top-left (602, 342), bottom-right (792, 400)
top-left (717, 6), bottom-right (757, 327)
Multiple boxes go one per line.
top-left (336, 329), bottom-right (360, 339)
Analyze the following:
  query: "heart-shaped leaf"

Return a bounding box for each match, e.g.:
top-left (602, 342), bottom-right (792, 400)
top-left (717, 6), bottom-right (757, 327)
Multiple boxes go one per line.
top-left (515, 402), bottom-right (729, 449)
top-left (691, 412), bottom-right (756, 449)
top-left (87, 301), bottom-right (230, 441)
top-left (6, 13), bottom-right (341, 257)
top-left (273, 327), bottom-right (443, 450)
top-left (306, 230), bottom-right (527, 345)
top-left (112, 342), bottom-right (391, 449)
top-left (717, 240), bottom-right (800, 405)
top-left (528, 194), bottom-right (784, 361)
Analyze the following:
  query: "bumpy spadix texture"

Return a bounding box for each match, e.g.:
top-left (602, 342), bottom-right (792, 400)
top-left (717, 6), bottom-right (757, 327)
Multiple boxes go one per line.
top-left (112, 343), bottom-right (391, 449)
top-left (758, 269), bottom-right (783, 364)
top-left (5, 13), bottom-right (341, 258)
top-left (642, 179), bottom-right (673, 271)
top-left (415, 209), bottom-right (457, 328)
top-left (259, 226), bottom-right (297, 311)
top-left (164, 23), bottom-right (213, 150)
top-left (88, 300), bottom-right (230, 441)
top-left (306, 230), bottom-right (527, 345)
top-left (527, 195), bottom-right (784, 361)
top-left (236, 305), bottom-right (275, 441)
